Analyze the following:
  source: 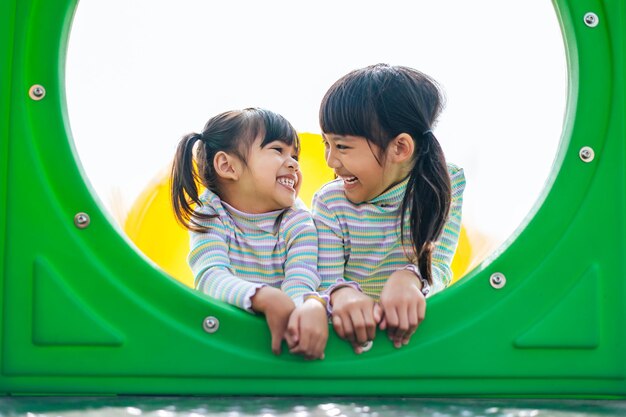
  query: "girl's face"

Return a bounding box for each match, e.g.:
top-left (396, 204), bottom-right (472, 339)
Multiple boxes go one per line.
top-left (323, 133), bottom-right (406, 204)
top-left (235, 136), bottom-right (302, 213)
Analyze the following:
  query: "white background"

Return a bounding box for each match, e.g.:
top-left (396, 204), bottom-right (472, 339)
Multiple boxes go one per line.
top-left (66, 0), bottom-right (567, 248)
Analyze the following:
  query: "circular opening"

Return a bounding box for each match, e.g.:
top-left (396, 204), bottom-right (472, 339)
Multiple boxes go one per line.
top-left (66, 0), bottom-right (567, 282)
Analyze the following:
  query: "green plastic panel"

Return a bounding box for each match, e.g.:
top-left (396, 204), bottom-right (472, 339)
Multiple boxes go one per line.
top-left (0, 0), bottom-right (625, 397)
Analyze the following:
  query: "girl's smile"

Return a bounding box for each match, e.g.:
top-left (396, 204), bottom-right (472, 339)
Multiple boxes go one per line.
top-left (277, 174), bottom-right (298, 190)
top-left (231, 137), bottom-right (301, 213)
top-left (323, 134), bottom-right (408, 204)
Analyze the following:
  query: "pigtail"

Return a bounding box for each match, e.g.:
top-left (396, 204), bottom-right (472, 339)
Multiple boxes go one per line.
top-left (170, 133), bottom-right (216, 232)
top-left (401, 131), bottom-right (451, 284)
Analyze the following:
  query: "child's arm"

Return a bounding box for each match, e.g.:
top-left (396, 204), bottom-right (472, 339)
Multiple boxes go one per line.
top-left (329, 285), bottom-right (380, 354)
top-left (249, 286), bottom-right (296, 355)
top-left (311, 192), bottom-right (347, 291)
top-left (313, 192), bottom-right (378, 354)
top-left (190, 215), bottom-right (297, 355)
top-left (378, 268), bottom-right (426, 349)
top-left (280, 210), bottom-right (321, 302)
top-left (430, 166), bottom-right (466, 292)
top-left (281, 210), bottom-right (328, 360)
top-left (189, 215), bottom-right (267, 312)
top-left (286, 297), bottom-right (328, 360)
top-left (378, 166), bottom-right (465, 348)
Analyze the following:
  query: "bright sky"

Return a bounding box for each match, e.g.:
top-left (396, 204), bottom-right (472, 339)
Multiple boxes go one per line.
top-left (66, 0), bottom-right (567, 249)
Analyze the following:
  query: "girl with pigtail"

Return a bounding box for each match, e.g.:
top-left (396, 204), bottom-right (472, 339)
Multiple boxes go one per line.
top-left (171, 108), bottom-right (328, 360)
top-left (313, 64), bottom-right (466, 353)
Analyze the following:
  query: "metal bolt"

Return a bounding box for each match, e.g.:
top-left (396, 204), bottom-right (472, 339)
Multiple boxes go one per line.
top-left (584, 12), bottom-right (599, 28)
top-left (490, 272), bottom-right (506, 289)
top-left (202, 316), bottom-right (219, 333)
top-left (361, 340), bottom-right (373, 352)
top-left (579, 146), bottom-right (595, 163)
top-left (74, 212), bottom-right (90, 229)
top-left (29, 84), bottom-right (46, 100)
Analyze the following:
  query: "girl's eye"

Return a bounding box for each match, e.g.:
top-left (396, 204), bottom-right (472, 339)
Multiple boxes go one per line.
top-left (336, 144), bottom-right (349, 150)
top-left (291, 155), bottom-right (299, 161)
top-left (271, 146), bottom-right (283, 153)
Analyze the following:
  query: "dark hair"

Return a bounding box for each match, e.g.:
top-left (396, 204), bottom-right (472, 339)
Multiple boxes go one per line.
top-left (319, 64), bottom-right (451, 284)
top-left (171, 107), bottom-right (299, 232)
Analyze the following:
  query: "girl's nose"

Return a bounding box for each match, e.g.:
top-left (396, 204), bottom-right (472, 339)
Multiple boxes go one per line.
top-left (325, 148), bottom-right (341, 169)
top-left (287, 156), bottom-right (299, 171)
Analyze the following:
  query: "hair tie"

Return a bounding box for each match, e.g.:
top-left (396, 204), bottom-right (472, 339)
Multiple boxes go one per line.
top-left (422, 129), bottom-right (433, 136)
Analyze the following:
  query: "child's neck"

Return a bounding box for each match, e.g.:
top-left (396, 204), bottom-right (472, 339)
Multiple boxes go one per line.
top-left (218, 184), bottom-right (281, 214)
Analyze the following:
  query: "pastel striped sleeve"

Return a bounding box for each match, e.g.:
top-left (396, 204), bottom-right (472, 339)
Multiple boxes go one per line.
top-left (312, 189), bottom-right (347, 292)
top-left (430, 165), bottom-right (466, 293)
top-left (189, 209), bottom-right (265, 313)
top-left (281, 209), bottom-right (321, 305)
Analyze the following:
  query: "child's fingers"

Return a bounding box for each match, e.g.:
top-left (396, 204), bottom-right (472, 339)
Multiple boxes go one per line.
top-left (289, 341), bottom-right (305, 355)
top-left (316, 339), bottom-right (327, 360)
top-left (351, 341), bottom-right (364, 355)
top-left (365, 312), bottom-right (377, 341)
top-left (393, 319), bottom-right (409, 349)
top-left (418, 298), bottom-right (426, 323)
top-left (401, 300), bottom-right (426, 346)
top-left (379, 316), bottom-right (388, 331)
top-left (340, 314), bottom-right (356, 343)
top-left (402, 303), bottom-right (419, 345)
top-left (384, 306), bottom-right (399, 339)
top-left (397, 307), bottom-right (410, 341)
top-left (297, 327), bottom-right (311, 354)
top-left (332, 315), bottom-right (346, 340)
top-left (385, 306), bottom-right (408, 348)
top-left (373, 303), bottom-right (383, 324)
top-left (292, 335), bottom-right (325, 360)
top-left (306, 338), bottom-right (326, 360)
top-left (285, 317), bottom-right (300, 349)
top-left (270, 328), bottom-right (284, 355)
top-left (349, 310), bottom-right (369, 344)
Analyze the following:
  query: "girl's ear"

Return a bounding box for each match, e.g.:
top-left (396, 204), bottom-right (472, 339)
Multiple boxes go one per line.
top-left (390, 133), bottom-right (415, 163)
top-left (213, 151), bottom-right (241, 181)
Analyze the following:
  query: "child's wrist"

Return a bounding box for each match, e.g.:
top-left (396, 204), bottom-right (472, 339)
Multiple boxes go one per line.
top-left (304, 293), bottom-right (332, 316)
top-left (400, 265), bottom-right (431, 297)
top-left (252, 286), bottom-right (291, 312)
top-left (327, 279), bottom-right (362, 296)
top-left (249, 285), bottom-right (271, 312)
top-left (304, 294), bottom-right (328, 308)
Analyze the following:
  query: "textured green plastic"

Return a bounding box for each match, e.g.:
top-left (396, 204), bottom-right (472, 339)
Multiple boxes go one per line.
top-left (1, 0), bottom-right (625, 397)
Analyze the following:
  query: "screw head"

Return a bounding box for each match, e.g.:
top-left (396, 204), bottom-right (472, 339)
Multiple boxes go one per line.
top-left (29, 84), bottom-right (46, 100)
top-left (74, 212), bottom-right (90, 229)
top-left (202, 316), bottom-right (220, 333)
top-left (490, 273), bottom-right (506, 289)
top-left (584, 12), bottom-right (599, 28)
top-left (361, 340), bottom-right (373, 352)
top-left (579, 146), bottom-right (595, 163)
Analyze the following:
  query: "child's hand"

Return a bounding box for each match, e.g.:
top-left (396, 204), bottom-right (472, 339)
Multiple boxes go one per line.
top-left (251, 286), bottom-right (296, 355)
top-left (378, 269), bottom-right (426, 349)
top-left (286, 298), bottom-right (328, 360)
top-left (330, 286), bottom-right (381, 354)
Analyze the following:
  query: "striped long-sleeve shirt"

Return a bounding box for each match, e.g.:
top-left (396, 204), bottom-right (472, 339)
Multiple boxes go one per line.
top-left (189, 189), bottom-right (321, 312)
top-left (312, 164), bottom-right (466, 299)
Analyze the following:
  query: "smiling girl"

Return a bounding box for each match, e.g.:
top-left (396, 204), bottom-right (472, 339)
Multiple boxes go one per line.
top-left (171, 108), bottom-right (327, 360)
top-left (313, 64), bottom-right (466, 353)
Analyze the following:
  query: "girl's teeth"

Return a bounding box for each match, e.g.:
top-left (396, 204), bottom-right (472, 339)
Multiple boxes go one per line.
top-left (278, 178), bottom-right (295, 187)
top-left (344, 177), bottom-right (358, 183)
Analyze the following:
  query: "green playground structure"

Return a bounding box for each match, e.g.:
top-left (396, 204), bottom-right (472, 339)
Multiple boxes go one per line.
top-left (1, 0), bottom-right (625, 397)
